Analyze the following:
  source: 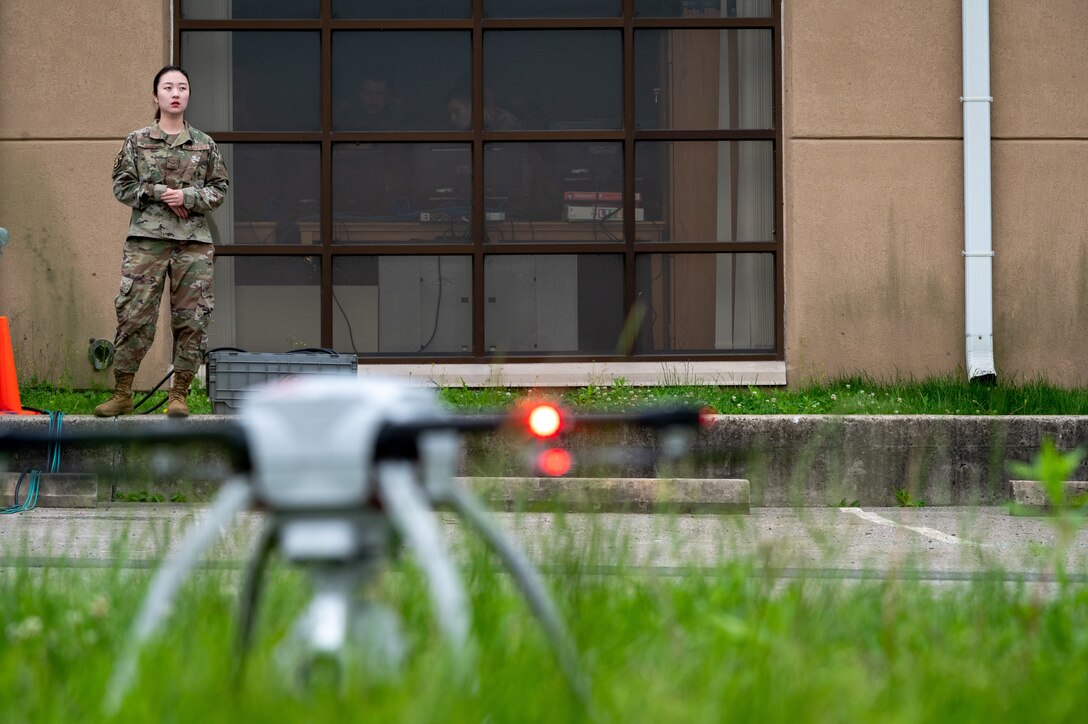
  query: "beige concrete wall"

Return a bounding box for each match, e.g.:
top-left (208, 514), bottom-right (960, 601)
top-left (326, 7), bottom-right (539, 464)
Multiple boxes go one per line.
top-left (786, 0), bottom-right (962, 139)
top-left (785, 0), bottom-right (1088, 386)
top-left (992, 142), bottom-right (1088, 383)
top-left (2, 1), bottom-right (1086, 392)
top-left (991, 3), bottom-right (1088, 137)
top-left (786, 140), bottom-right (965, 380)
top-left (0, 0), bottom-right (172, 390)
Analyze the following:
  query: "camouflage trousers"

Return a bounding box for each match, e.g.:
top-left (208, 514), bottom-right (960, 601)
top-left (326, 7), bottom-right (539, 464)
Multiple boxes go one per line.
top-left (112, 237), bottom-right (214, 375)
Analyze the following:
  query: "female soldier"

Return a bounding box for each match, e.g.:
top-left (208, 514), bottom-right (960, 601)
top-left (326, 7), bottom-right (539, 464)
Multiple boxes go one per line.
top-left (95, 65), bottom-right (229, 418)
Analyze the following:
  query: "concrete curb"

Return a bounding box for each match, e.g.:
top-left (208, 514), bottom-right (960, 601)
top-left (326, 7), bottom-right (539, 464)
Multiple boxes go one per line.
top-left (3, 414), bottom-right (1088, 507)
top-left (1, 473), bottom-right (98, 508)
top-left (461, 477), bottom-right (750, 514)
top-left (1009, 479), bottom-right (1088, 512)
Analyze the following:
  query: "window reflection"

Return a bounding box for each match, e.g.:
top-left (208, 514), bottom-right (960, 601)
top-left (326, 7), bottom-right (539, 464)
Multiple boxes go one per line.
top-left (333, 0), bottom-right (470, 18)
top-left (331, 144), bottom-right (472, 244)
top-left (208, 144), bottom-right (320, 246)
top-left (412, 145), bottom-right (473, 220)
top-left (484, 142), bottom-right (640, 241)
top-left (636, 141), bottom-right (774, 242)
top-left (635, 29), bottom-right (774, 130)
top-left (334, 144), bottom-right (417, 221)
top-left (485, 255), bottom-right (623, 354)
top-left (209, 257), bottom-right (321, 351)
top-left (485, 0), bottom-right (620, 17)
top-left (333, 32), bottom-right (470, 131)
top-left (483, 142), bottom-right (553, 221)
top-left (483, 30), bottom-right (621, 131)
top-left (635, 253), bottom-right (775, 352)
top-left (634, 0), bottom-right (773, 18)
top-left (181, 0), bottom-right (319, 19)
top-left (182, 31), bottom-right (320, 132)
top-left (333, 256), bottom-right (472, 354)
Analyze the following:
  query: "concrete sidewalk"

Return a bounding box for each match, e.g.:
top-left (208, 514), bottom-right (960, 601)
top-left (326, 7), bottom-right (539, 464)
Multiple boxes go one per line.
top-left (3, 505), bottom-right (1086, 580)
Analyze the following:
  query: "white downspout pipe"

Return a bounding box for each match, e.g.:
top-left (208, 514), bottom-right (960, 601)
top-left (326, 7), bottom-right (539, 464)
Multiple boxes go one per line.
top-left (961, 0), bottom-right (997, 383)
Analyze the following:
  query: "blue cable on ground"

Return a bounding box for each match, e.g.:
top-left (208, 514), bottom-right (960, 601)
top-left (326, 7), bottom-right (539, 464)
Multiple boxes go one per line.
top-left (2, 411), bottom-right (62, 514)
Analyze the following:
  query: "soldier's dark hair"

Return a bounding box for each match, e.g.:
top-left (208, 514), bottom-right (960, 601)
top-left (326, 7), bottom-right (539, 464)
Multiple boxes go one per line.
top-left (153, 65), bottom-right (191, 120)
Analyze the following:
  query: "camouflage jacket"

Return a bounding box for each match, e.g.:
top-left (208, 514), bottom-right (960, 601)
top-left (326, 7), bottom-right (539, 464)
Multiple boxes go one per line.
top-left (112, 121), bottom-right (229, 243)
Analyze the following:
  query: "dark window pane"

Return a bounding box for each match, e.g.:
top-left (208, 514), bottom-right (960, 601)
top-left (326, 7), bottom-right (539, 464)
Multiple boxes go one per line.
top-left (333, 32), bottom-right (470, 132)
top-left (484, 0), bottom-right (619, 17)
top-left (635, 29), bottom-right (774, 130)
top-left (209, 257), bottom-right (321, 351)
top-left (635, 0), bottom-right (773, 18)
top-left (485, 254), bottom-right (623, 354)
top-left (333, 143), bottom-right (415, 220)
top-left (209, 144), bottom-right (320, 246)
top-left (481, 141), bottom-right (665, 242)
top-left (181, 0), bottom-right (319, 18)
top-left (483, 141), bottom-right (654, 244)
top-left (182, 32), bottom-right (320, 132)
top-left (332, 143), bottom-right (473, 243)
top-left (483, 31), bottom-right (621, 131)
top-left (635, 253), bottom-right (774, 352)
top-left (333, 0), bottom-right (470, 18)
top-left (333, 256), bottom-right (472, 355)
top-left (483, 141), bottom-right (562, 224)
top-left (636, 141), bottom-right (774, 242)
top-left (411, 143), bottom-right (473, 225)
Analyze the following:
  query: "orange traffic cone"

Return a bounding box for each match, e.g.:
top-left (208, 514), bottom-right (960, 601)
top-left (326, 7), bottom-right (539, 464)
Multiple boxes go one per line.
top-left (0, 316), bottom-right (39, 415)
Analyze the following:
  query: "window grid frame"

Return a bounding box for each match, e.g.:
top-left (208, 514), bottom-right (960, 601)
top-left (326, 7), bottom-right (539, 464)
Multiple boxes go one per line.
top-left (176, 0), bottom-right (783, 363)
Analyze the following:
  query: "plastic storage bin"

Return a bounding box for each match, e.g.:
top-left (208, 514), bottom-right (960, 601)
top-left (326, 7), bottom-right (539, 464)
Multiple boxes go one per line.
top-left (205, 350), bottom-right (358, 414)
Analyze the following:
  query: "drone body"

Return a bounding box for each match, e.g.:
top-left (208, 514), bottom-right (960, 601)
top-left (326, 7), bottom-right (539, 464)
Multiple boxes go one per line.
top-left (104, 376), bottom-right (584, 712)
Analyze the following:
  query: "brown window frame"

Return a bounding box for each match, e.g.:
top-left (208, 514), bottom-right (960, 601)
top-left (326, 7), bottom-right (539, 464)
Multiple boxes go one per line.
top-left (175, 0), bottom-right (783, 364)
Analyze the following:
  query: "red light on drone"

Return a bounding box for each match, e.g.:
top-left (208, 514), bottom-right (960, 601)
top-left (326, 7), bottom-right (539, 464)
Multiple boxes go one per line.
top-left (699, 406), bottom-right (717, 427)
top-left (526, 403), bottom-right (563, 438)
top-left (537, 447), bottom-right (572, 477)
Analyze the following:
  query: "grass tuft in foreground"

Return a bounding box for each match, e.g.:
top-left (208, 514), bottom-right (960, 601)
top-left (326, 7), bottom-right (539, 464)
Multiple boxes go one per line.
top-left (3, 542), bottom-right (1088, 722)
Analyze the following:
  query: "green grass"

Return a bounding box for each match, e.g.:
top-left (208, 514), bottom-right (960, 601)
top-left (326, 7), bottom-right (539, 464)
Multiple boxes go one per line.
top-left (18, 378), bottom-right (212, 416)
top-left (2, 539), bottom-right (1088, 722)
top-left (18, 375), bottom-right (1088, 416)
top-left (894, 488), bottom-right (926, 508)
top-left (439, 374), bottom-right (1088, 416)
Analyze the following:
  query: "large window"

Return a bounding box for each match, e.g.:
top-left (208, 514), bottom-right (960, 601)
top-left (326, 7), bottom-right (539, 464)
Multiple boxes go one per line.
top-left (179, 0), bottom-right (781, 362)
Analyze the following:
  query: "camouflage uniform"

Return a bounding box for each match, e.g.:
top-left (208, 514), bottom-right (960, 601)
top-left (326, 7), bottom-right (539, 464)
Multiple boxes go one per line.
top-left (110, 121), bottom-right (229, 374)
top-left (112, 239), bottom-right (215, 374)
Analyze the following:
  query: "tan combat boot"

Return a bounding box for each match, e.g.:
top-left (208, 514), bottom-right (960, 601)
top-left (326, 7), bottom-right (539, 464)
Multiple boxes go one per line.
top-left (167, 370), bottom-right (195, 418)
top-left (94, 372), bottom-right (135, 417)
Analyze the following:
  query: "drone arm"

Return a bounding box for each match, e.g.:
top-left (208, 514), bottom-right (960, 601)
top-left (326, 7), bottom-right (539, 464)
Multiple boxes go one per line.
top-left (104, 477), bottom-right (253, 714)
top-left (235, 518), bottom-right (277, 669)
top-left (438, 481), bottom-right (590, 705)
top-left (375, 461), bottom-right (473, 657)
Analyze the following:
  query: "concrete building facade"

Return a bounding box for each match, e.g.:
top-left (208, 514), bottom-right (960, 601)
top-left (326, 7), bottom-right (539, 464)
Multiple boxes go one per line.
top-left (0, 1), bottom-right (1085, 390)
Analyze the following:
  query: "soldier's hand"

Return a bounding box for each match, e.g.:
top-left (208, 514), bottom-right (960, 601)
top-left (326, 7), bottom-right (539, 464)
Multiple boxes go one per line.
top-left (170, 205), bottom-right (190, 219)
top-left (161, 187), bottom-right (186, 208)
